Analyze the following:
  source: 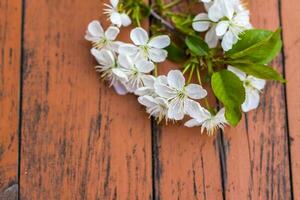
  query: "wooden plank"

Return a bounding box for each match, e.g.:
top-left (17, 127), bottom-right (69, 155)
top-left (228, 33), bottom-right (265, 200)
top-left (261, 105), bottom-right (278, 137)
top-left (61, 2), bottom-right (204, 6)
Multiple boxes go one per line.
top-left (0, 0), bottom-right (22, 197)
top-left (20, 0), bottom-right (152, 199)
top-left (281, 0), bottom-right (300, 199)
top-left (152, 2), bottom-right (223, 199)
top-left (153, 125), bottom-right (224, 199)
top-left (222, 0), bottom-right (292, 199)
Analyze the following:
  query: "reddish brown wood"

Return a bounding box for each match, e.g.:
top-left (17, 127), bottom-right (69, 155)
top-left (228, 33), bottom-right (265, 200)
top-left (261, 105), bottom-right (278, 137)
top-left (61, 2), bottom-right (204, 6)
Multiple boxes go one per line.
top-left (222, 0), bottom-right (291, 199)
top-left (0, 0), bottom-right (22, 196)
top-left (281, 0), bottom-right (300, 199)
top-left (0, 0), bottom-right (296, 199)
top-left (20, 0), bottom-right (152, 199)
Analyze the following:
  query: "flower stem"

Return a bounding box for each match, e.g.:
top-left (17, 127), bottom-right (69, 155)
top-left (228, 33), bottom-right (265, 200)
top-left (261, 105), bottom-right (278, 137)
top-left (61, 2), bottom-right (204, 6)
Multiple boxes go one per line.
top-left (196, 66), bottom-right (212, 111)
top-left (187, 64), bottom-right (195, 83)
top-left (154, 64), bottom-right (158, 77)
top-left (182, 63), bottom-right (191, 74)
top-left (150, 9), bottom-right (175, 31)
top-left (206, 59), bottom-right (214, 75)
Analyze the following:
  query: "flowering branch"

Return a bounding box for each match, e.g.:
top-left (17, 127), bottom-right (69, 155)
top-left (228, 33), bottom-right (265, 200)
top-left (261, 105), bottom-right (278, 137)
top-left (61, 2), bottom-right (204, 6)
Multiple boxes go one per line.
top-left (85, 0), bottom-right (284, 135)
top-left (150, 9), bottom-right (175, 31)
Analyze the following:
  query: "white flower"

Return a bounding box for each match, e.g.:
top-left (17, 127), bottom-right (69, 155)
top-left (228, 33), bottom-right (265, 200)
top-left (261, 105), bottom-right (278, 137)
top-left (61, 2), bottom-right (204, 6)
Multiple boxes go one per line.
top-left (135, 75), bottom-right (156, 96)
top-left (209, 0), bottom-right (252, 51)
top-left (192, 13), bottom-right (219, 48)
top-left (185, 101), bottom-right (228, 135)
top-left (200, 0), bottom-right (214, 11)
top-left (119, 27), bottom-right (171, 63)
top-left (154, 70), bottom-right (207, 120)
top-left (215, 10), bottom-right (251, 51)
top-left (193, 0), bottom-right (251, 51)
top-left (135, 75), bottom-right (168, 96)
top-left (138, 95), bottom-right (169, 123)
top-left (118, 54), bottom-right (154, 92)
top-left (104, 0), bottom-right (131, 27)
top-left (228, 66), bottom-right (266, 112)
top-left (85, 20), bottom-right (120, 51)
top-left (91, 48), bottom-right (128, 95)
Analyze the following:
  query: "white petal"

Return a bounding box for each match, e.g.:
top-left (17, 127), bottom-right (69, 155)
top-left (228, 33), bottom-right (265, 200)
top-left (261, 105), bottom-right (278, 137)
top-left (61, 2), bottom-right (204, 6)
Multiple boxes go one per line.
top-left (203, 1), bottom-right (213, 11)
top-left (242, 88), bottom-right (260, 112)
top-left (135, 60), bottom-right (154, 73)
top-left (192, 13), bottom-right (210, 32)
top-left (156, 75), bottom-right (168, 85)
top-left (154, 84), bottom-right (177, 99)
top-left (91, 48), bottom-right (115, 66)
top-left (87, 20), bottom-right (104, 37)
top-left (248, 76), bottom-right (266, 90)
top-left (112, 68), bottom-right (128, 82)
top-left (208, 1), bottom-right (224, 22)
top-left (155, 97), bottom-right (168, 107)
top-left (222, 31), bottom-right (235, 51)
top-left (227, 66), bottom-right (246, 81)
top-left (205, 26), bottom-right (219, 48)
top-left (118, 44), bottom-right (139, 56)
top-left (216, 21), bottom-right (229, 36)
top-left (184, 99), bottom-right (210, 120)
top-left (142, 75), bottom-right (156, 87)
top-left (167, 70), bottom-right (185, 90)
top-left (117, 54), bottom-right (133, 69)
top-left (223, 0), bottom-right (235, 19)
top-left (111, 41), bottom-right (125, 53)
top-left (216, 108), bottom-right (226, 122)
top-left (120, 13), bottom-right (132, 27)
top-left (148, 48), bottom-right (168, 63)
top-left (113, 80), bottom-right (128, 95)
top-left (168, 98), bottom-right (185, 120)
top-left (135, 87), bottom-right (152, 96)
top-left (138, 96), bottom-right (156, 107)
top-left (110, 12), bottom-right (122, 27)
top-left (130, 27), bottom-right (149, 46)
top-left (105, 26), bottom-right (120, 40)
top-left (184, 119), bottom-right (202, 127)
top-left (148, 35), bottom-right (171, 49)
top-left (185, 84), bottom-right (207, 99)
top-left (110, 0), bottom-right (119, 8)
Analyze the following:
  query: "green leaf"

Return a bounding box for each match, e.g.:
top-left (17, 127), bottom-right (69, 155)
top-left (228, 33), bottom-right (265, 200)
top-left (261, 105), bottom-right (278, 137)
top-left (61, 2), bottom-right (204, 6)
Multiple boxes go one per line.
top-left (227, 61), bottom-right (285, 82)
top-left (211, 70), bottom-right (245, 126)
top-left (225, 106), bottom-right (243, 127)
top-left (226, 29), bottom-right (273, 56)
top-left (166, 42), bottom-right (187, 62)
top-left (185, 35), bottom-right (210, 56)
top-left (226, 29), bottom-right (282, 64)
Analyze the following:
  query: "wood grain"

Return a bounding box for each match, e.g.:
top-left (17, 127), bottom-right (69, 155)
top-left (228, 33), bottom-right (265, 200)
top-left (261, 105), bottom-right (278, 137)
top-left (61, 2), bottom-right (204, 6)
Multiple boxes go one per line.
top-left (151, 2), bottom-right (230, 199)
top-left (222, 0), bottom-right (292, 199)
top-left (0, 0), bottom-right (22, 197)
top-left (281, 0), bottom-right (300, 199)
top-left (153, 126), bottom-right (224, 199)
top-left (20, 0), bottom-right (152, 199)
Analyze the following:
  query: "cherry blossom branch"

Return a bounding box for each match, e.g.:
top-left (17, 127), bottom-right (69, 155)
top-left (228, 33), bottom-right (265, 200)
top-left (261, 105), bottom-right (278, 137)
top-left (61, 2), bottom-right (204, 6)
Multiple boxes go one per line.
top-left (150, 9), bottom-right (175, 31)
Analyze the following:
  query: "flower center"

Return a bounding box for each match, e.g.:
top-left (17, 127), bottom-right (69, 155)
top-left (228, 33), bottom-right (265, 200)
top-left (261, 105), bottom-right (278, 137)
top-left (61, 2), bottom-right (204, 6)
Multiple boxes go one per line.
top-left (178, 90), bottom-right (186, 100)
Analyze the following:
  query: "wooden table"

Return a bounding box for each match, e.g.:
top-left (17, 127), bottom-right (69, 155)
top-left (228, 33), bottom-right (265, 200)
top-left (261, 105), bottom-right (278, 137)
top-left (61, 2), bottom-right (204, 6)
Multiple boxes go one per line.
top-left (0, 0), bottom-right (299, 199)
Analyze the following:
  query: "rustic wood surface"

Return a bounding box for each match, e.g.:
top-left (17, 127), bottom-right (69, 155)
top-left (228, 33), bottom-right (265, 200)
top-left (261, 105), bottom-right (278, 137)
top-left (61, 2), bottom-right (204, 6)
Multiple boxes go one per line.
top-left (0, 0), bottom-right (299, 199)
top-left (281, 0), bottom-right (300, 199)
top-left (222, 1), bottom-right (291, 199)
top-left (0, 0), bottom-right (21, 199)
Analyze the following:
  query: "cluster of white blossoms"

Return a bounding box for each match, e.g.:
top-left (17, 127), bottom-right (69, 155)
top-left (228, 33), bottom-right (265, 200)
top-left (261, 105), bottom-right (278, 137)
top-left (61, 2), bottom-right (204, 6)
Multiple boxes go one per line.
top-left (85, 0), bottom-right (268, 135)
top-left (193, 0), bottom-right (252, 51)
top-left (192, 0), bottom-right (266, 113)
